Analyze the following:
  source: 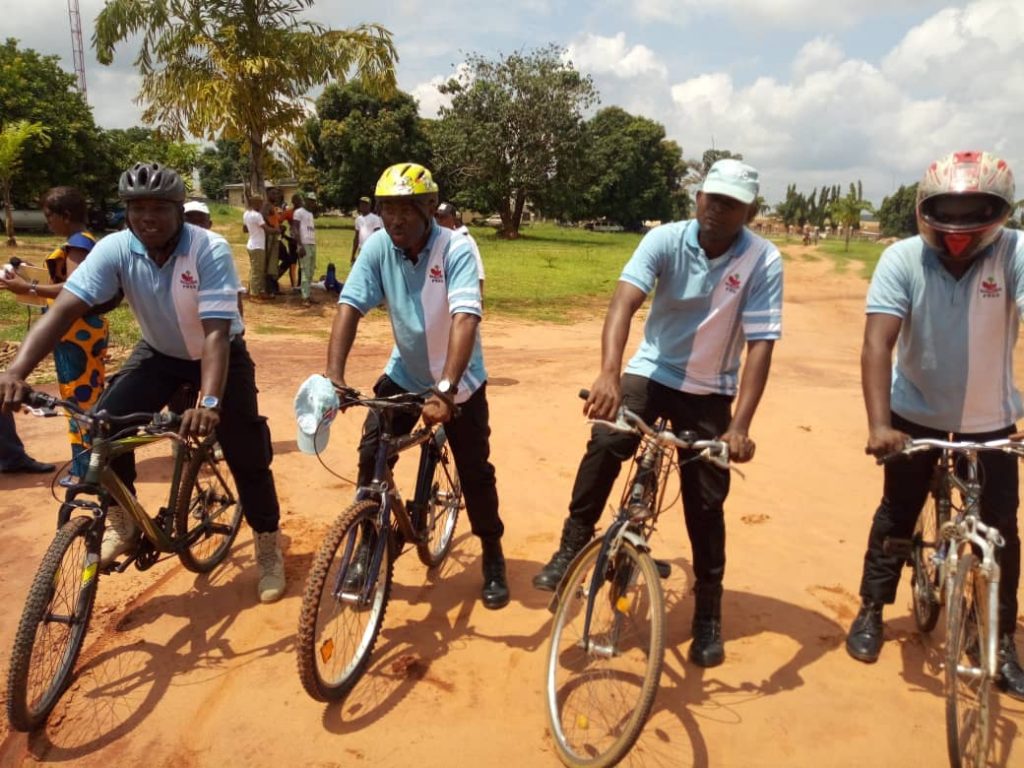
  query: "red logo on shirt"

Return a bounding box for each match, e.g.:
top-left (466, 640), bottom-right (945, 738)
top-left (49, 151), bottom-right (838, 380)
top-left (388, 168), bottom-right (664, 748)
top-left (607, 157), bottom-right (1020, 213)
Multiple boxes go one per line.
top-left (725, 273), bottom-right (742, 293)
top-left (980, 276), bottom-right (1001, 298)
top-left (429, 265), bottom-right (444, 284)
top-left (179, 270), bottom-right (198, 289)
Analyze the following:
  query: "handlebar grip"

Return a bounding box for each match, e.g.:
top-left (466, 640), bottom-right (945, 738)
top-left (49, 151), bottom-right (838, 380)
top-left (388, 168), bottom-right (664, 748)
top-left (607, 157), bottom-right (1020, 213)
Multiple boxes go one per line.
top-left (579, 389), bottom-right (589, 400)
top-left (25, 391), bottom-right (57, 409)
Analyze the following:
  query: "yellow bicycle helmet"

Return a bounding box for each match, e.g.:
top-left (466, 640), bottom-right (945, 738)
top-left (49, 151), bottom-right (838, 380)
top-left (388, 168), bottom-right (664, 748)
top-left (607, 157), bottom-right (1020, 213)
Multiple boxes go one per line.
top-left (375, 163), bottom-right (439, 201)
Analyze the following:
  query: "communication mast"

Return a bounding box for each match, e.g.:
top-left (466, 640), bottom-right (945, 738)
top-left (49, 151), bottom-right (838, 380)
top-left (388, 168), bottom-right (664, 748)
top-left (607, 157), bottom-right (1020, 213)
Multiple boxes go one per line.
top-left (67, 0), bottom-right (88, 100)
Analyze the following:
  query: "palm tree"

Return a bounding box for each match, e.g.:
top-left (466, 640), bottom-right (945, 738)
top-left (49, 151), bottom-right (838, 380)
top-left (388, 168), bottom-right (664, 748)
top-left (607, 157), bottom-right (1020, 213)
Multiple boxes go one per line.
top-left (94, 0), bottom-right (397, 196)
top-left (0, 121), bottom-right (50, 246)
top-left (830, 192), bottom-right (875, 251)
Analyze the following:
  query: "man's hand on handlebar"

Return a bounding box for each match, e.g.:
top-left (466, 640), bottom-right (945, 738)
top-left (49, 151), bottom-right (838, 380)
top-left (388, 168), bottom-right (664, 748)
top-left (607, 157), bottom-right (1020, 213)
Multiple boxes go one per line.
top-left (0, 371), bottom-right (31, 413)
top-left (180, 406), bottom-right (221, 441)
top-left (720, 428), bottom-right (755, 463)
top-left (865, 425), bottom-right (910, 458)
top-left (583, 373), bottom-right (621, 421)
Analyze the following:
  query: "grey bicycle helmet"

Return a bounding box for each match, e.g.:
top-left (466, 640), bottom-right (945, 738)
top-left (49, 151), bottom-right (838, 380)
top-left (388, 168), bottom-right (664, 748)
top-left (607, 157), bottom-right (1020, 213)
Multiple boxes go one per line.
top-left (118, 162), bottom-right (186, 202)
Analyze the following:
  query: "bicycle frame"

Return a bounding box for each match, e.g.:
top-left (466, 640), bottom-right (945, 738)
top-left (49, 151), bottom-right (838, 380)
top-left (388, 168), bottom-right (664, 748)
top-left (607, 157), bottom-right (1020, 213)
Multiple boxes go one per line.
top-left (568, 407), bottom-right (730, 648)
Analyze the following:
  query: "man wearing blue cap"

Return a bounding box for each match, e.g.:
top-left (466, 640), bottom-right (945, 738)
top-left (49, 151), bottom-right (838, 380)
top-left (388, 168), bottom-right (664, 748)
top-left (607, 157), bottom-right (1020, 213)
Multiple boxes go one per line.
top-left (532, 158), bottom-right (783, 668)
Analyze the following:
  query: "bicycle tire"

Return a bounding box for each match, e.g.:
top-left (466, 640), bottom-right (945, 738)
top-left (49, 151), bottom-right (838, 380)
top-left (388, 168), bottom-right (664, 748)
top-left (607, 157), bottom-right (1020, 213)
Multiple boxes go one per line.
top-left (911, 479), bottom-right (948, 633)
top-left (416, 432), bottom-right (462, 568)
top-left (545, 537), bottom-right (666, 768)
top-left (174, 438), bottom-right (244, 573)
top-left (7, 516), bottom-right (100, 731)
top-left (945, 552), bottom-right (993, 768)
top-left (297, 500), bottom-right (393, 701)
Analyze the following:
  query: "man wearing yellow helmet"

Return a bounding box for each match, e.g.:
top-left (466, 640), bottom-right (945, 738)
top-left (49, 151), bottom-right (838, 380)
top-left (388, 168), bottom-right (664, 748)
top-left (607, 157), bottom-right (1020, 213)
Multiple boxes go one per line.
top-left (325, 162), bottom-right (509, 610)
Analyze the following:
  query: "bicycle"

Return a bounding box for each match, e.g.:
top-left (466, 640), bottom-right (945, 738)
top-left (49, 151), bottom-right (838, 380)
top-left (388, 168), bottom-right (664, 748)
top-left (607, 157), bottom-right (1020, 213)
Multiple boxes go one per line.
top-left (544, 393), bottom-right (730, 768)
top-left (296, 388), bottom-right (463, 702)
top-left (5, 390), bottom-right (244, 732)
top-left (881, 438), bottom-right (1024, 768)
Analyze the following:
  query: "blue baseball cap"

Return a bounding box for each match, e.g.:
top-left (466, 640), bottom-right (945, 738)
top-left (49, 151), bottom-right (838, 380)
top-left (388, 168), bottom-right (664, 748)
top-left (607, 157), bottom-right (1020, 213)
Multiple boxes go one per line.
top-left (702, 159), bottom-right (760, 204)
top-left (294, 374), bottom-right (340, 455)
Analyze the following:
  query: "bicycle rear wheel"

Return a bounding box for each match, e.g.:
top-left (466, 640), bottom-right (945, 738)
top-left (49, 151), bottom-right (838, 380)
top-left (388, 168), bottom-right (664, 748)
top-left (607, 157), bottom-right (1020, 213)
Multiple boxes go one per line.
top-left (911, 482), bottom-right (948, 632)
top-left (946, 552), bottom-right (993, 768)
top-left (545, 537), bottom-right (665, 768)
top-left (416, 432), bottom-right (462, 568)
top-left (297, 500), bottom-right (392, 701)
top-left (7, 516), bottom-right (100, 731)
top-left (175, 438), bottom-right (244, 573)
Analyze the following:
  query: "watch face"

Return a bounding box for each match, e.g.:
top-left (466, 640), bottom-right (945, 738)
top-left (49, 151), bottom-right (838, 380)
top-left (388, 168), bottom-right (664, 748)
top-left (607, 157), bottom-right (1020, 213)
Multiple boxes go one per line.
top-left (437, 379), bottom-right (452, 394)
top-left (200, 395), bottom-right (220, 409)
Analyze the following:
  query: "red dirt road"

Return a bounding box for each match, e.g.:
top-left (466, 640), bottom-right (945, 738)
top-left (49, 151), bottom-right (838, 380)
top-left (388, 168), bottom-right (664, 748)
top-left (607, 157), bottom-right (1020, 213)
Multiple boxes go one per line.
top-left (1, 254), bottom-right (1022, 767)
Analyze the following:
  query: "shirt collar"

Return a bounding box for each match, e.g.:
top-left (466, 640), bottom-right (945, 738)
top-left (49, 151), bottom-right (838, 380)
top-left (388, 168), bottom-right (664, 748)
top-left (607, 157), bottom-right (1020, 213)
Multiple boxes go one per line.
top-left (392, 221), bottom-right (441, 263)
top-left (685, 219), bottom-right (749, 261)
top-left (128, 224), bottom-right (191, 263)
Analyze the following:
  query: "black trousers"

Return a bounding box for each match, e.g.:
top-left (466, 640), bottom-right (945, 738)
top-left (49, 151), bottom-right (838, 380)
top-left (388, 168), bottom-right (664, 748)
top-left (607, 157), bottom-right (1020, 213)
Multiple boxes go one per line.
top-left (567, 373), bottom-right (733, 589)
top-left (858, 412), bottom-right (1020, 635)
top-left (93, 339), bottom-right (281, 533)
top-left (357, 375), bottom-right (503, 541)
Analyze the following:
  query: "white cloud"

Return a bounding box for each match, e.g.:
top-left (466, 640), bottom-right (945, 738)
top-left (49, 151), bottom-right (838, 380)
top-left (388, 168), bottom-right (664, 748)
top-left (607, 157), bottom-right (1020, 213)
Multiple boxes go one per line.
top-left (629, 0), bottom-right (949, 26)
top-left (411, 75), bottom-right (452, 118)
top-left (792, 36), bottom-right (844, 81)
top-left (565, 33), bottom-right (666, 79)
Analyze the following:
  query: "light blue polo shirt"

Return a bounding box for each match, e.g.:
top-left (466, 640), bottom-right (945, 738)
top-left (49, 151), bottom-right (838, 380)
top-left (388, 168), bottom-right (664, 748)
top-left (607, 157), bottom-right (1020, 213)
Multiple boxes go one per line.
top-left (340, 222), bottom-right (486, 401)
top-left (866, 230), bottom-right (1024, 432)
top-left (622, 220), bottom-right (783, 396)
top-left (64, 224), bottom-right (244, 360)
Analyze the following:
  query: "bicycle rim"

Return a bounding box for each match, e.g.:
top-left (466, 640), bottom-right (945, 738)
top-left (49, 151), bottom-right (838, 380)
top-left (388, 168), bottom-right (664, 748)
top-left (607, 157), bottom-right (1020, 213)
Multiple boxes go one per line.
top-left (6, 516), bottom-right (99, 731)
top-left (297, 500), bottom-right (392, 701)
top-left (945, 552), bottom-right (993, 767)
top-left (545, 538), bottom-right (665, 768)
top-left (416, 440), bottom-right (462, 568)
top-left (911, 490), bottom-right (945, 633)
top-left (175, 439), bottom-right (244, 573)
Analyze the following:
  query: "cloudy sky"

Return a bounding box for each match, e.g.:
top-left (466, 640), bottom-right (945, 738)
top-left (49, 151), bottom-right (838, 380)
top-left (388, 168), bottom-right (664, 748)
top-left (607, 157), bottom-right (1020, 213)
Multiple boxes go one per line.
top-left (5, 0), bottom-right (1023, 205)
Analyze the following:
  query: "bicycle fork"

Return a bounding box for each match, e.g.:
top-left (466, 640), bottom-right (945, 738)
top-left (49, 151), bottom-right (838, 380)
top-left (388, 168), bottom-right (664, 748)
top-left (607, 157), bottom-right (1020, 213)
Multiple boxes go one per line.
top-left (579, 520), bottom-right (644, 658)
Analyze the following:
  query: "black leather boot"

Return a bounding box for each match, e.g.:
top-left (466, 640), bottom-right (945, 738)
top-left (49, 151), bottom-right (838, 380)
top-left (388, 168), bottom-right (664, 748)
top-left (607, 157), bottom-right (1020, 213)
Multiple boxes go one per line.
top-left (997, 634), bottom-right (1024, 701)
top-left (481, 538), bottom-right (510, 610)
top-left (532, 518), bottom-right (594, 592)
top-left (845, 600), bottom-right (885, 663)
top-left (689, 584), bottom-right (725, 667)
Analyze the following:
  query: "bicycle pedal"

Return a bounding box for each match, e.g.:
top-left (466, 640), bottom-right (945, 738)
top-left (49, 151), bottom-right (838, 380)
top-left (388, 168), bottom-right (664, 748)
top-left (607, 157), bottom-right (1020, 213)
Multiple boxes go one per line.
top-left (654, 559), bottom-right (671, 579)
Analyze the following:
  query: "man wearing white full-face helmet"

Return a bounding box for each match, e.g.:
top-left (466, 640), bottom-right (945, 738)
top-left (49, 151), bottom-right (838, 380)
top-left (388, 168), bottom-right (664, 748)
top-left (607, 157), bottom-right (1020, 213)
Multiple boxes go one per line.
top-left (847, 150), bottom-right (1024, 700)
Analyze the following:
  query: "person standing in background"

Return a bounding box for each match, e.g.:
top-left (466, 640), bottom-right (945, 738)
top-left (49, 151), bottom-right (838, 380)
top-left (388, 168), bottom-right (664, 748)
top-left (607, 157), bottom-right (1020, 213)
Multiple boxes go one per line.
top-left (291, 194), bottom-right (318, 307)
top-left (351, 195), bottom-right (383, 265)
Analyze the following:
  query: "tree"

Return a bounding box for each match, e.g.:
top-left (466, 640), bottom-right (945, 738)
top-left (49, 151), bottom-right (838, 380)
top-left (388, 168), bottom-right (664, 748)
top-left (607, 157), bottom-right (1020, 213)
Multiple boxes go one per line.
top-left (196, 139), bottom-right (250, 201)
top-left (830, 183), bottom-right (874, 251)
top-left (564, 107), bottom-right (682, 230)
top-left (94, 0), bottom-right (398, 197)
top-left (877, 183), bottom-right (919, 238)
top-left (99, 127), bottom-right (200, 181)
top-left (0, 39), bottom-right (109, 207)
top-left (0, 120), bottom-right (49, 245)
top-left (306, 81), bottom-right (431, 210)
top-left (432, 45), bottom-right (598, 237)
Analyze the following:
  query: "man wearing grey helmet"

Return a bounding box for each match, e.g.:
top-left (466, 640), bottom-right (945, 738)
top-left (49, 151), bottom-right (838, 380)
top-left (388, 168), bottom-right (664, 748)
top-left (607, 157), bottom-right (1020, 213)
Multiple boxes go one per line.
top-left (0, 163), bottom-right (286, 604)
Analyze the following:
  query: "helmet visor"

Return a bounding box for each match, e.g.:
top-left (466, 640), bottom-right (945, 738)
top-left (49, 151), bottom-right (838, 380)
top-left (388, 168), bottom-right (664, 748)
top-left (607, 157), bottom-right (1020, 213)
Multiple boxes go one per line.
top-left (919, 193), bottom-right (1010, 234)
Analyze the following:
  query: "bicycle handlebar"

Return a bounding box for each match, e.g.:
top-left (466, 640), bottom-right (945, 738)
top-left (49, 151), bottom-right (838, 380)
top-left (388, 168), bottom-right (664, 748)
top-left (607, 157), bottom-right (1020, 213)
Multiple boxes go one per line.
top-left (877, 437), bottom-right (1024, 465)
top-left (335, 387), bottom-right (461, 418)
top-left (578, 389), bottom-right (730, 468)
top-left (23, 390), bottom-right (181, 432)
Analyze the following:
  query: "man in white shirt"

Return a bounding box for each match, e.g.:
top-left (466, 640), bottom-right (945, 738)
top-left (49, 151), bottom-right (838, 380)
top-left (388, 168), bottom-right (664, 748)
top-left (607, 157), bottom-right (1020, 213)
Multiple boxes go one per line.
top-left (243, 196), bottom-right (276, 301)
top-left (291, 194), bottom-right (317, 307)
top-left (351, 196), bottom-right (383, 265)
top-left (435, 202), bottom-right (485, 296)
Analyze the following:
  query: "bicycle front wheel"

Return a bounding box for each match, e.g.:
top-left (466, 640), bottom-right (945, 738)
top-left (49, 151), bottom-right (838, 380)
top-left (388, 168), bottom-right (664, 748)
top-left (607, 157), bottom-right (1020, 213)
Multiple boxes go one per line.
top-left (175, 438), bottom-right (244, 573)
top-left (911, 485), bottom-right (947, 632)
top-left (945, 552), bottom-right (993, 768)
top-left (297, 500), bottom-right (393, 701)
top-left (7, 516), bottom-right (100, 731)
top-left (416, 432), bottom-right (462, 568)
top-left (545, 537), bottom-right (665, 768)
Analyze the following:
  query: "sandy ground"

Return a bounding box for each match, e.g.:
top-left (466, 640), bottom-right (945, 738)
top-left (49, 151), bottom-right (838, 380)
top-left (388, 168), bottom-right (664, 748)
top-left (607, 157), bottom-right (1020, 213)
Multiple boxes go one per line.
top-left (0, 250), bottom-right (1023, 767)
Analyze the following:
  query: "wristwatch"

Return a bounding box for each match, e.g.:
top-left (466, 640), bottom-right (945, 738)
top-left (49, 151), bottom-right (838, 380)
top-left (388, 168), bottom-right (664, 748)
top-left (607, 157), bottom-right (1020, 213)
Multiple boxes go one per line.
top-left (199, 394), bottom-right (221, 411)
top-left (436, 378), bottom-right (457, 396)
